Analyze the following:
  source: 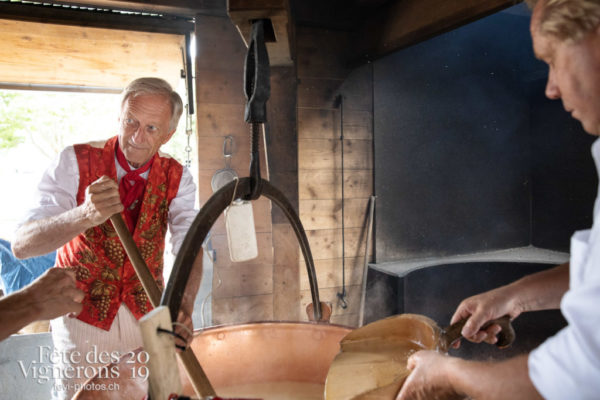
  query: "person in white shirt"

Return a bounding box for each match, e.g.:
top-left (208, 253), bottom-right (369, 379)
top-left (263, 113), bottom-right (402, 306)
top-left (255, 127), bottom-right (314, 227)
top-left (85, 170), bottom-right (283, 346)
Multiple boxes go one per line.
top-left (396, 0), bottom-right (600, 399)
top-left (12, 77), bottom-right (203, 400)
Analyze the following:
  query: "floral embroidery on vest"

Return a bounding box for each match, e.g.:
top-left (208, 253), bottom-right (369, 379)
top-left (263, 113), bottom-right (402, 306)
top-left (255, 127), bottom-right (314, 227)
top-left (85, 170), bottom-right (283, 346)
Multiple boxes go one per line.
top-left (54, 136), bottom-right (183, 330)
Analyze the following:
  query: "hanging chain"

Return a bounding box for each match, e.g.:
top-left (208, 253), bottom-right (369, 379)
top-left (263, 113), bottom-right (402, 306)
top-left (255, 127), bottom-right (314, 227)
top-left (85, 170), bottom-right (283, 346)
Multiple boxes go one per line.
top-left (184, 103), bottom-right (193, 168)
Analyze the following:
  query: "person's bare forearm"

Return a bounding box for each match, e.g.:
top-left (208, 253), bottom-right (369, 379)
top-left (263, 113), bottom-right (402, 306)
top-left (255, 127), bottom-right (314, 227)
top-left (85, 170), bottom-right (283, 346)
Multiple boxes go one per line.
top-left (0, 268), bottom-right (84, 341)
top-left (0, 291), bottom-right (41, 340)
top-left (449, 355), bottom-right (542, 400)
top-left (13, 176), bottom-right (123, 259)
top-left (12, 206), bottom-right (94, 259)
top-left (509, 262), bottom-right (569, 312)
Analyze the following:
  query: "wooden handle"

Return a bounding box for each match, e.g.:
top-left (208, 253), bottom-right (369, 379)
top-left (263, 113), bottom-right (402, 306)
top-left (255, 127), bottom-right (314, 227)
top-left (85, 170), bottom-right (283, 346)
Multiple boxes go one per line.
top-left (179, 349), bottom-right (216, 397)
top-left (110, 215), bottom-right (162, 304)
top-left (109, 214), bottom-right (217, 398)
top-left (441, 315), bottom-right (515, 351)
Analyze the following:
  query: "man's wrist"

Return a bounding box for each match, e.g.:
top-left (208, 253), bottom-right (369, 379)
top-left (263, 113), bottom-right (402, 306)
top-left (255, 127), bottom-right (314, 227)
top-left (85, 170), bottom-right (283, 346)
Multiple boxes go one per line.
top-left (443, 356), bottom-right (468, 397)
top-left (2, 290), bottom-right (39, 326)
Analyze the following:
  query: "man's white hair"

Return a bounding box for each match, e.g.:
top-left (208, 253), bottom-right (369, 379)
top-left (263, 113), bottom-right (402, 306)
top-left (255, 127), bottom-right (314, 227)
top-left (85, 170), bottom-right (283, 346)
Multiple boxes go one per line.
top-left (121, 77), bottom-right (184, 131)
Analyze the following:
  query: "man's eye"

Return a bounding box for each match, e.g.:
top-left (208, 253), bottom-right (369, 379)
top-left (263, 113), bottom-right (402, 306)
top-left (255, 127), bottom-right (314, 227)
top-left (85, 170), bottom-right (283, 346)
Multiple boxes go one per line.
top-left (126, 118), bottom-right (135, 125)
top-left (147, 125), bottom-right (158, 133)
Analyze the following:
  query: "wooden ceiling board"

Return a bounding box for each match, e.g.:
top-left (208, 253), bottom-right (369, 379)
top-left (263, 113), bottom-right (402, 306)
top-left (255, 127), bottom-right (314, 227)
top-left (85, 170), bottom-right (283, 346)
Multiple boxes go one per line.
top-left (0, 18), bottom-right (184, 90)
top-left (354, 0), bottom-right (522, 62)
top-left (45, 0), bottom-right (227, 17)
top-left (0, 2), bottom-right (194, 34)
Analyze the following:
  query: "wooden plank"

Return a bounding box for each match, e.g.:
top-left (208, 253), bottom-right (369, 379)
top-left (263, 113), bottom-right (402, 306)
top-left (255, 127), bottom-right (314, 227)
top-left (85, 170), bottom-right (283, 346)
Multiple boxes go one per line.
top-left (297, 77), bottom-right (344, 109)
top-left (338, 65), bottom-right (374, 112)
top-left (211, 232), bottom-right (273, 267)
top-left (299, 198), bottom-right (370, 230)
top-left (298, 139), bottom-right (339, 170)
top-left (212, 294), bottom-right (273, 325)
top-left (299, 285), bottom-right (362, 319)
top-left (273, 223), bottom-right (300, 321)
top-left (330, 312), bottom-right (359, 328)
top-left (195, 68), bottom-right (245, 105)
top-left (212, 263), bottom-right (273, 299)
top-left (197, 135), bottom-right (250, 172)
top-left (297, 103), bottom-right (372, 140)
top-left (0, 19), bottom-right (183, 89)
top-left (227, 0), bottom-right (293, 66)
top-left (342, 139), bottom-right (373, 170)
top-left (344, 110), bottom-right (373, 140)
top-left (298, 108), bottom-right (340, 140)
top-left (300, 257), bottom-right (364, 291)
top-left (296, 26), bottom-right (349, 80)
top-left (266, 66), bottom-right (298, 225)
top-left (354, 0), bottom-right (520, 62)
top-left (298, 79), bottom-right (345, 110)
top-left (0, 2), bottom-right (194, 35)
top-left (51, 0), bottom-right (226, 17)
top-left (298, 170), bottom-right (373, 200)
top-left (299, 139), bottom-right (372, 170)
top-left (302, 228), bottom-right (367, 261)
top-left (195, 16), bottom-right (246, 71)
top-left (268, 66), bottom-right (298, 110)
top-left (196, 103), bottom-right (248, 137)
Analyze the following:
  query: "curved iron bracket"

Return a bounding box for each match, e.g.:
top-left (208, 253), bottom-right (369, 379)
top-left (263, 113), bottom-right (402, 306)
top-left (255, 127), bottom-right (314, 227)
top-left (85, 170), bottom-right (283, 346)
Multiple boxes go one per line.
top-left (160, 177), bottom-right (323, 321)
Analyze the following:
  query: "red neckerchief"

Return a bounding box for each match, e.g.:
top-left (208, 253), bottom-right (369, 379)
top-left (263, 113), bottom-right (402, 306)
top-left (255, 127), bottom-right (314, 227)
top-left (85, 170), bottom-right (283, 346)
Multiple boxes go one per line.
top-left (115, 143), bottom-right (156, 231)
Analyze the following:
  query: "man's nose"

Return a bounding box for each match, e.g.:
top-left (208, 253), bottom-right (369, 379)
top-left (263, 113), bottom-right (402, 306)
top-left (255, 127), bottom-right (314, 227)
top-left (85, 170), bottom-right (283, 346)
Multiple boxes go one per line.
top-left (131, 126), bottom-right (146, 143)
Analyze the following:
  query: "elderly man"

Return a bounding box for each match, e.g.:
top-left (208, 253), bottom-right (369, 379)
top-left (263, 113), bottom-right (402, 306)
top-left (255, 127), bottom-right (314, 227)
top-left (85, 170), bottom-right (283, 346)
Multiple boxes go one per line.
top-left (12, 77), bottom-right (202, 399)
top-left (397, 1), bottom-right (600, 399)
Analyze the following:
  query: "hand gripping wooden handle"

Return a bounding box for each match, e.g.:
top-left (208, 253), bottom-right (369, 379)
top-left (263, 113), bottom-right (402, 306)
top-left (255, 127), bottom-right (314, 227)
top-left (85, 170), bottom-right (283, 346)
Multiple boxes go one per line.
top-left (109, 214), bottom-right (216, 398)
top-left (440, 315), bottom-right (516, 351)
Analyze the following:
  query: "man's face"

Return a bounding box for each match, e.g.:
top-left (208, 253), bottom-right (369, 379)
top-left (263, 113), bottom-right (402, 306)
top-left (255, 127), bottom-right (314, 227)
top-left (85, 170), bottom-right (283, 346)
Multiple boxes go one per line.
top-left (118, 93), bottom-right (175, 167)
top-left (531, 5), bottom-right (600, 135)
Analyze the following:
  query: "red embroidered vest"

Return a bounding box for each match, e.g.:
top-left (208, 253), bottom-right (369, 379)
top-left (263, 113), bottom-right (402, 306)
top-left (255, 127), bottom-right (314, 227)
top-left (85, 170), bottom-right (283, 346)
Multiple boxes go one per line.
top-left (55, 136), bottom-right (183, 330)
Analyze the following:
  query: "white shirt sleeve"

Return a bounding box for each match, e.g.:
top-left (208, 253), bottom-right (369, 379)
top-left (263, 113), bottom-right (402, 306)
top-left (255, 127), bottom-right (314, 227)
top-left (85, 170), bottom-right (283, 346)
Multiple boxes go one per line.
top-left (528, 219), bottom-right (600, 398)
top-left (528, 280), bottom-right (600, 400)
top-left (20, 145), bottom-right (198, 257)
top-left (168, 166), bottom-right (199, 256)
top-left (20, 146), bottom-right (79, 224)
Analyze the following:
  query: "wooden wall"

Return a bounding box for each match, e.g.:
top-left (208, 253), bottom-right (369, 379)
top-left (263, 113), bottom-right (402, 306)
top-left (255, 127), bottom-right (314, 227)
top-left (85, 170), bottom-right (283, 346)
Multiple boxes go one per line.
top-left (296, 27), bottom-right (374, 327)
top-left (195, 16), bottom-right (373, 328)
top-left (195, 15), bottom-right (275, 325)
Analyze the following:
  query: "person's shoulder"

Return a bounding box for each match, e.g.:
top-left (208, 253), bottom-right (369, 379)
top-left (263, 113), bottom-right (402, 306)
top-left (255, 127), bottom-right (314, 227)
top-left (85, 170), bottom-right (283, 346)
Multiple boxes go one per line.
top-left (157, 149), bottom-right (175, 159)
top-left (73, 139), bottom-right (107, 149)
top-left (157, 150), bottom-right (183, 166)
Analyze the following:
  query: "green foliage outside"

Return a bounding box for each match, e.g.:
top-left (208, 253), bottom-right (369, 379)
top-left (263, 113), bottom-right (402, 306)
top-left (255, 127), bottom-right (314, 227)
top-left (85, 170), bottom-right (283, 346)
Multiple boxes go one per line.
top-left (0, 89), bottom-right (196, 166)
top-left (0, 92), bottom-right (29, 150)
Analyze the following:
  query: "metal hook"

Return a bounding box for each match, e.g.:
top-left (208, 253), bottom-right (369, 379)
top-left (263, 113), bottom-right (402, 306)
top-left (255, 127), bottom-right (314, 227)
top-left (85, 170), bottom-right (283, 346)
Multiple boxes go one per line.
top-left (244, 19), bottom-right (270, 124)
top-left (243, 19), bottom-right (269, 200)
top-left (223, 135), bottom-right (234, 169)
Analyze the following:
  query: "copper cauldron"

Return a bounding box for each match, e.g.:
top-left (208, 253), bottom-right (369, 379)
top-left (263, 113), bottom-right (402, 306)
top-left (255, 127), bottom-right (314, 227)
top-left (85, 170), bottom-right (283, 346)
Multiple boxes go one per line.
top-left (74, 321), bottom-right (351, 399)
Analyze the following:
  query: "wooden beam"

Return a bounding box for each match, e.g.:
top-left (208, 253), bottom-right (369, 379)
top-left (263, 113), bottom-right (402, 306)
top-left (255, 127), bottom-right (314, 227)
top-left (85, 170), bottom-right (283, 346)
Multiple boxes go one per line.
top-left (0, 2), bottom-right (193, 34)
top-left (0, 18), bottom-right (184, 90)
top-left (227, 0), bottom-right (294, 66)
top-left (354, 0), bottom-right (522, 62)
top-left (47, 0), bottom-right (226, 17)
